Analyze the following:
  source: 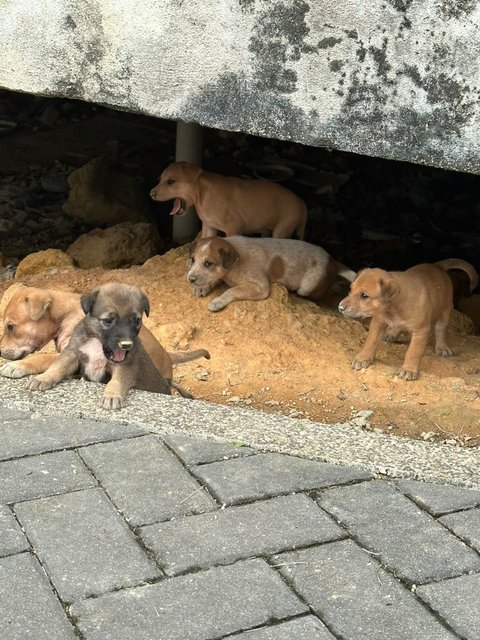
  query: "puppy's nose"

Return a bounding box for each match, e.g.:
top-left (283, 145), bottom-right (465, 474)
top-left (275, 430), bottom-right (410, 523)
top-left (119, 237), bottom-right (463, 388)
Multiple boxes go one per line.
top-left (150, 189), bottom-right (157, 200)
top-left (188, 274), bottom-right (196, 284)
top-left (118, 340), bottom-right (133, 351)
top-left (338, 302), bottom-right (345, 313)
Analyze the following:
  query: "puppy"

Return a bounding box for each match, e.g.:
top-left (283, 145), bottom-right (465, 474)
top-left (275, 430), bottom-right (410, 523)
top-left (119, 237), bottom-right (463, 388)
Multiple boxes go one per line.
top-left (0, 286), bottom-right (209, 379)
top-left (150, 161), bottom-right (307, 239)
top-left (26, 283), bottom-right (192, 409)
top-left (338, 259), bottom-right (478, 380)
top-left (187, 236), bottom-right (356, 311)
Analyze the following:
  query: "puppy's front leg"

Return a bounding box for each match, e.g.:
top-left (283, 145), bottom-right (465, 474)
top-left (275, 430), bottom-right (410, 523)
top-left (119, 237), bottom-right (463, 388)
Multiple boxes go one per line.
top-left (26, 350), bottom-right (79, 391)
top-left (101, 366), bottom-right (136, 410)
top-left (397, 329), bottom-right (429, 381)
top-left (0, 353), bottom-right (59, 379)
top-left (208, 282), bottom-right (270, 312)
top-left (352, 318), bottom-right (387, 370)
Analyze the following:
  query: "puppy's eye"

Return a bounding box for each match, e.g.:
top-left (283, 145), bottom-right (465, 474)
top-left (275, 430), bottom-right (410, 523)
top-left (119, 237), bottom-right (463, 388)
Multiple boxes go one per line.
top-left (204, 260), bottom-right (213, 268)
top-left (360, 292), bottom-right (369, 299)
top-left (166, 178), bottom-right (175, 185)
top-left (5, 323), bottom-right (14, 333)
top-left (189, 257), bottom-right (195, 265)
top-left (101, 317), bottom-right (114, 327)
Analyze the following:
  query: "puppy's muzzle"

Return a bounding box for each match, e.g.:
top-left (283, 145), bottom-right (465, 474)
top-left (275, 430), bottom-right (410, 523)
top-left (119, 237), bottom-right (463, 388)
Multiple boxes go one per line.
top-left (187, 274), bottom-right (197, 284)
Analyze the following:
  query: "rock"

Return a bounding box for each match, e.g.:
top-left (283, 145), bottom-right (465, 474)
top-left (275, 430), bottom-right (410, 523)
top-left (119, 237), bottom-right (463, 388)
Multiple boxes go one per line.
top-left (15, 249), bottom-right (74, 279)
top-left (66, 222), bottom-right (162, 269)
top-left (63, 157), bottom-right (152, 225)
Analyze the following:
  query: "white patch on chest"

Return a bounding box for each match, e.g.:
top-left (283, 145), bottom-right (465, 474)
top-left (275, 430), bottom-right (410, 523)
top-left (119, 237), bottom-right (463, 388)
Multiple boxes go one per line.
top-left (79, 338), bottom-right (109, 382)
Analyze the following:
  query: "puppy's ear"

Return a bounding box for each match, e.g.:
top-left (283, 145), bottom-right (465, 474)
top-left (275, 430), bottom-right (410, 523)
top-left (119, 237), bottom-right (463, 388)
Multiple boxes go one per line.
top-left (220, 245), bottom-right (239, 270)
top-left (379, 277), bottom-right (399, 301)
top-left (186, 241), bottom-right (197, 264)
top-left (140, 292), bottom-right (150, 317)
top-left (80, 289), bottom-right (99, 315)
top-left (25, 292), bottom-right (52, 321)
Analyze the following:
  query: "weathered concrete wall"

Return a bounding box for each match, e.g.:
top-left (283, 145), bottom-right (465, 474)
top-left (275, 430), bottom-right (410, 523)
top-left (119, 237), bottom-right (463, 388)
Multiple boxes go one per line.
top-left (0, 0), bottom-right (479, 173)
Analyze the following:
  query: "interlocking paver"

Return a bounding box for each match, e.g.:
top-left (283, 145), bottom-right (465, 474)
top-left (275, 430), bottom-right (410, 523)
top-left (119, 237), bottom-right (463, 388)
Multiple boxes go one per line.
top-left (228, 616), bottom-right (336, 639)
top-left (79, 435), bottom-right (217, 526)
top-left (193, 452), bottom-right (371, 505)
top-left (417, 572), bottom-right (480, 640)
top-left (162, 432), bottom-right (256, 465)
top-left (15, 488), bottom-right (160, 603)
top-left (70, 558), bottom-right (308, 640)
top-left (0, 504), bottom-right (28, 557)
top-left (274, 539), bottom-right (457, 640)
top-left (318, 480), bottom-right (480, 583)
top-left (396, 478), bottom-right (480, 516)
top-left (439, 507), bottom-right (480, 553)
top-left (0, 412), bottom-right (146, 461)
top-left (0, 450), bottom-right (96, 504)
top-left (140, 493), bottom-right (345, 576)
top-left (0, 553), bottom-right (77, 639)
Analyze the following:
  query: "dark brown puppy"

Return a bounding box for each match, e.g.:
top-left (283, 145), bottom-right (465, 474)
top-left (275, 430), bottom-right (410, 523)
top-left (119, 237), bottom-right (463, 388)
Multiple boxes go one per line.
top-left (338, 258), bottom-right (478, 381)
top-left (27, 283), bottom-right (192, 409)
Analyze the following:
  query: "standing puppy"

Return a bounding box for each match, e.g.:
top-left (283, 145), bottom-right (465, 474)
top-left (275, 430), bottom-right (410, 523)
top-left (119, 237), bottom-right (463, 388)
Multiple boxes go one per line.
top-left (27, 283), bottom-right (192, 409)
top-left (338, 259), bottom-right (478, 380)
top-left (150, 161), bottom-right (307, 239)
top-left (187, 236), bottom-right (356, 311)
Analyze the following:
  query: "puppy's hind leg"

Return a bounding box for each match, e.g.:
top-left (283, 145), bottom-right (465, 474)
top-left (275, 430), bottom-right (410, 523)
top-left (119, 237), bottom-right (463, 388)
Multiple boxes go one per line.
top-left (299, 259), bottom-right (337, 299)
top-left (434, 307), bottom-right (453, 357)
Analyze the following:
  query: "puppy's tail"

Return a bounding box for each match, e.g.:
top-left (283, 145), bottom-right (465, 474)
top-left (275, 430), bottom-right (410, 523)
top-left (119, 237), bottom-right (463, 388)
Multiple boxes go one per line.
top-left (336, 262), bottom-right (357, 283)
top-left (435, 259), bottom-right (479, 292)
top-left (168, 348), bottom-right (211, 365)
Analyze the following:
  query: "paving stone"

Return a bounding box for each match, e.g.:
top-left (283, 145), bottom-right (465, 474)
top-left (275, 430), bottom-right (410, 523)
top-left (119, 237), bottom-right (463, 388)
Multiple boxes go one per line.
top-left (417, 572), bottom-right (480, 640)
top-left (0, 504), bottom-right (28, 557)
top-left (0, 553), bottom-right (77, 640)
top-left (274, 539), bottom-right (457, 640)
top-left (71, 558), bottom-right (308, 640)
top-left (193, 453), bottom-right (371, 505)
top-left (0, 412), bottom-right (146, 461)
top-left (14, 487), bottom-right (160, 603)
top-left (162, 432), bottom-right (256, 465)
top-left (140, 493), bottom-right (345, 576)
top-left (396, 478), bottom-right (480, 516)
top-left (318, 480), bottom-right (480, 584)
top-left (79, 435), bottom-right (217, 526)
top-left (0, 451), bottom-right (96, 504)
top-left (439, 507), bottom-right (480, 553)
top-left (228, 616), bottom-right (336, 639)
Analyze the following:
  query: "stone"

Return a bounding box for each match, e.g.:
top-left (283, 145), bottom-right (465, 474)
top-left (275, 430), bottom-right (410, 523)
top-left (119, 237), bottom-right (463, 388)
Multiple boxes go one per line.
top-left (63, 157), bottom-right (152, 225)
top-left (228, 617), bottom-right (336, 640)
top-left (162, 432), bottom-right (256, 465)
top-left (439, 507), bottom-right (480, 553)
top-left (0, 504), bottom-right (29, 557)
top-left (15, 248), bottom-right (74, 279)
top-left (395, 478), bottom-right (480, 516)
top-left (66, 221), bottom-right (161, 269)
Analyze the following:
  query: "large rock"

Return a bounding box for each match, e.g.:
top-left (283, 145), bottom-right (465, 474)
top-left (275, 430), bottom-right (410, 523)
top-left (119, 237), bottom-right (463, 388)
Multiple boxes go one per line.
top-left (63, 157), bottom-right (152, 225)
top-left (15, 249), bottom-right (74, 279)
top-left (0, 2), bottom-right (479, 173)
top-left (66, 222), bottom-right (162, 269)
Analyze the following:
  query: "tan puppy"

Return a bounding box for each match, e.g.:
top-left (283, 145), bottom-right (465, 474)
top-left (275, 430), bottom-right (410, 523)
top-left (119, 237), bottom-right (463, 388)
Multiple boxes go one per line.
top-left (26, 283), bottom-right (192, 409)
top-left (187, 236), bottom-right (356, 312)
top-left (338, 259), bottom-right (478, 380)
top-left (150, 161), bottom-right (307, 239)
top-left (0, 286), bottom-right (209, 379)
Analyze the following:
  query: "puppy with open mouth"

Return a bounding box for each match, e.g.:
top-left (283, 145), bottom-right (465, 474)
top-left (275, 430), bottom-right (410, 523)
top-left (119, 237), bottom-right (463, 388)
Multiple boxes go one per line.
top-left (26, 282), bottom-right (193, 409)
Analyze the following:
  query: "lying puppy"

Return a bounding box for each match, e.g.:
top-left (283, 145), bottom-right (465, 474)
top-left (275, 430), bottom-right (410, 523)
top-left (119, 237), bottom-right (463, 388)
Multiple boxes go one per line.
top-left (26, 283), bottom-right (192, 409)
top-left (338, 259), bottom-right (478, 381)
top-left (187, 236), bottom-right (356, 311)
top-left (0, 285), bottom-right (209, 379)
top-left (150, 161), bottom-right (307, 239)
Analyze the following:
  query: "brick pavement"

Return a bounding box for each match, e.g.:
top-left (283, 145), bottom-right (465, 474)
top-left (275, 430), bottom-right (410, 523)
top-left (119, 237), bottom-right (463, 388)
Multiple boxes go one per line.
top-left (1, 406), bottom-right (480, 640)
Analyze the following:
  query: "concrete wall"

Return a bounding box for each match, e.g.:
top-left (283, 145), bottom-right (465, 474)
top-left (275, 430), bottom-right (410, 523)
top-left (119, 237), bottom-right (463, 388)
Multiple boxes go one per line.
top-left (0, 0), bottom-right (479, 173)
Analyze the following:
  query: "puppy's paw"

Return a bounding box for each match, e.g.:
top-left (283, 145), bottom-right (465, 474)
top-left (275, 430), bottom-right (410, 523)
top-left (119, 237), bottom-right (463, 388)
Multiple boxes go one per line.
top-left (435, 346), bottom-right (453, 357)
top-left (192, 285), bottom-right (212, 297)
top-left (101, 395), bottom-right (126, 410)
top-left (352, 357), bottom-right (372, 370)
top-left (0, 362), bottom-right (30, 379)
top-left (208, 297), bottom-right (227, 312)
top-left (26, 375), bottom-right (56, 391)
top-left (397, 368), bottom-right (418, 381)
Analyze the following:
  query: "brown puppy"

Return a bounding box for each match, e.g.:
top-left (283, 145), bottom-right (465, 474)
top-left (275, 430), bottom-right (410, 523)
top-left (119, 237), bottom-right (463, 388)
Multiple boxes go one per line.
top-left (26, 283), bottom-right (192, 409)
top-left (150, 161), bottom-right (307, 239)
top-left (338, 259), bottom-right (478, 380)
top-left (0, 286), bottom-right (209, 379)
top-left (187, 236), bottom-right (356, 311)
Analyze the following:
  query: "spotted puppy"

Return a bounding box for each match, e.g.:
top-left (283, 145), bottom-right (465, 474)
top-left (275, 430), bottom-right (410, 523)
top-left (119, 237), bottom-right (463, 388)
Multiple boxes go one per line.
top-left (187, 236), bottom-right (356, 311)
